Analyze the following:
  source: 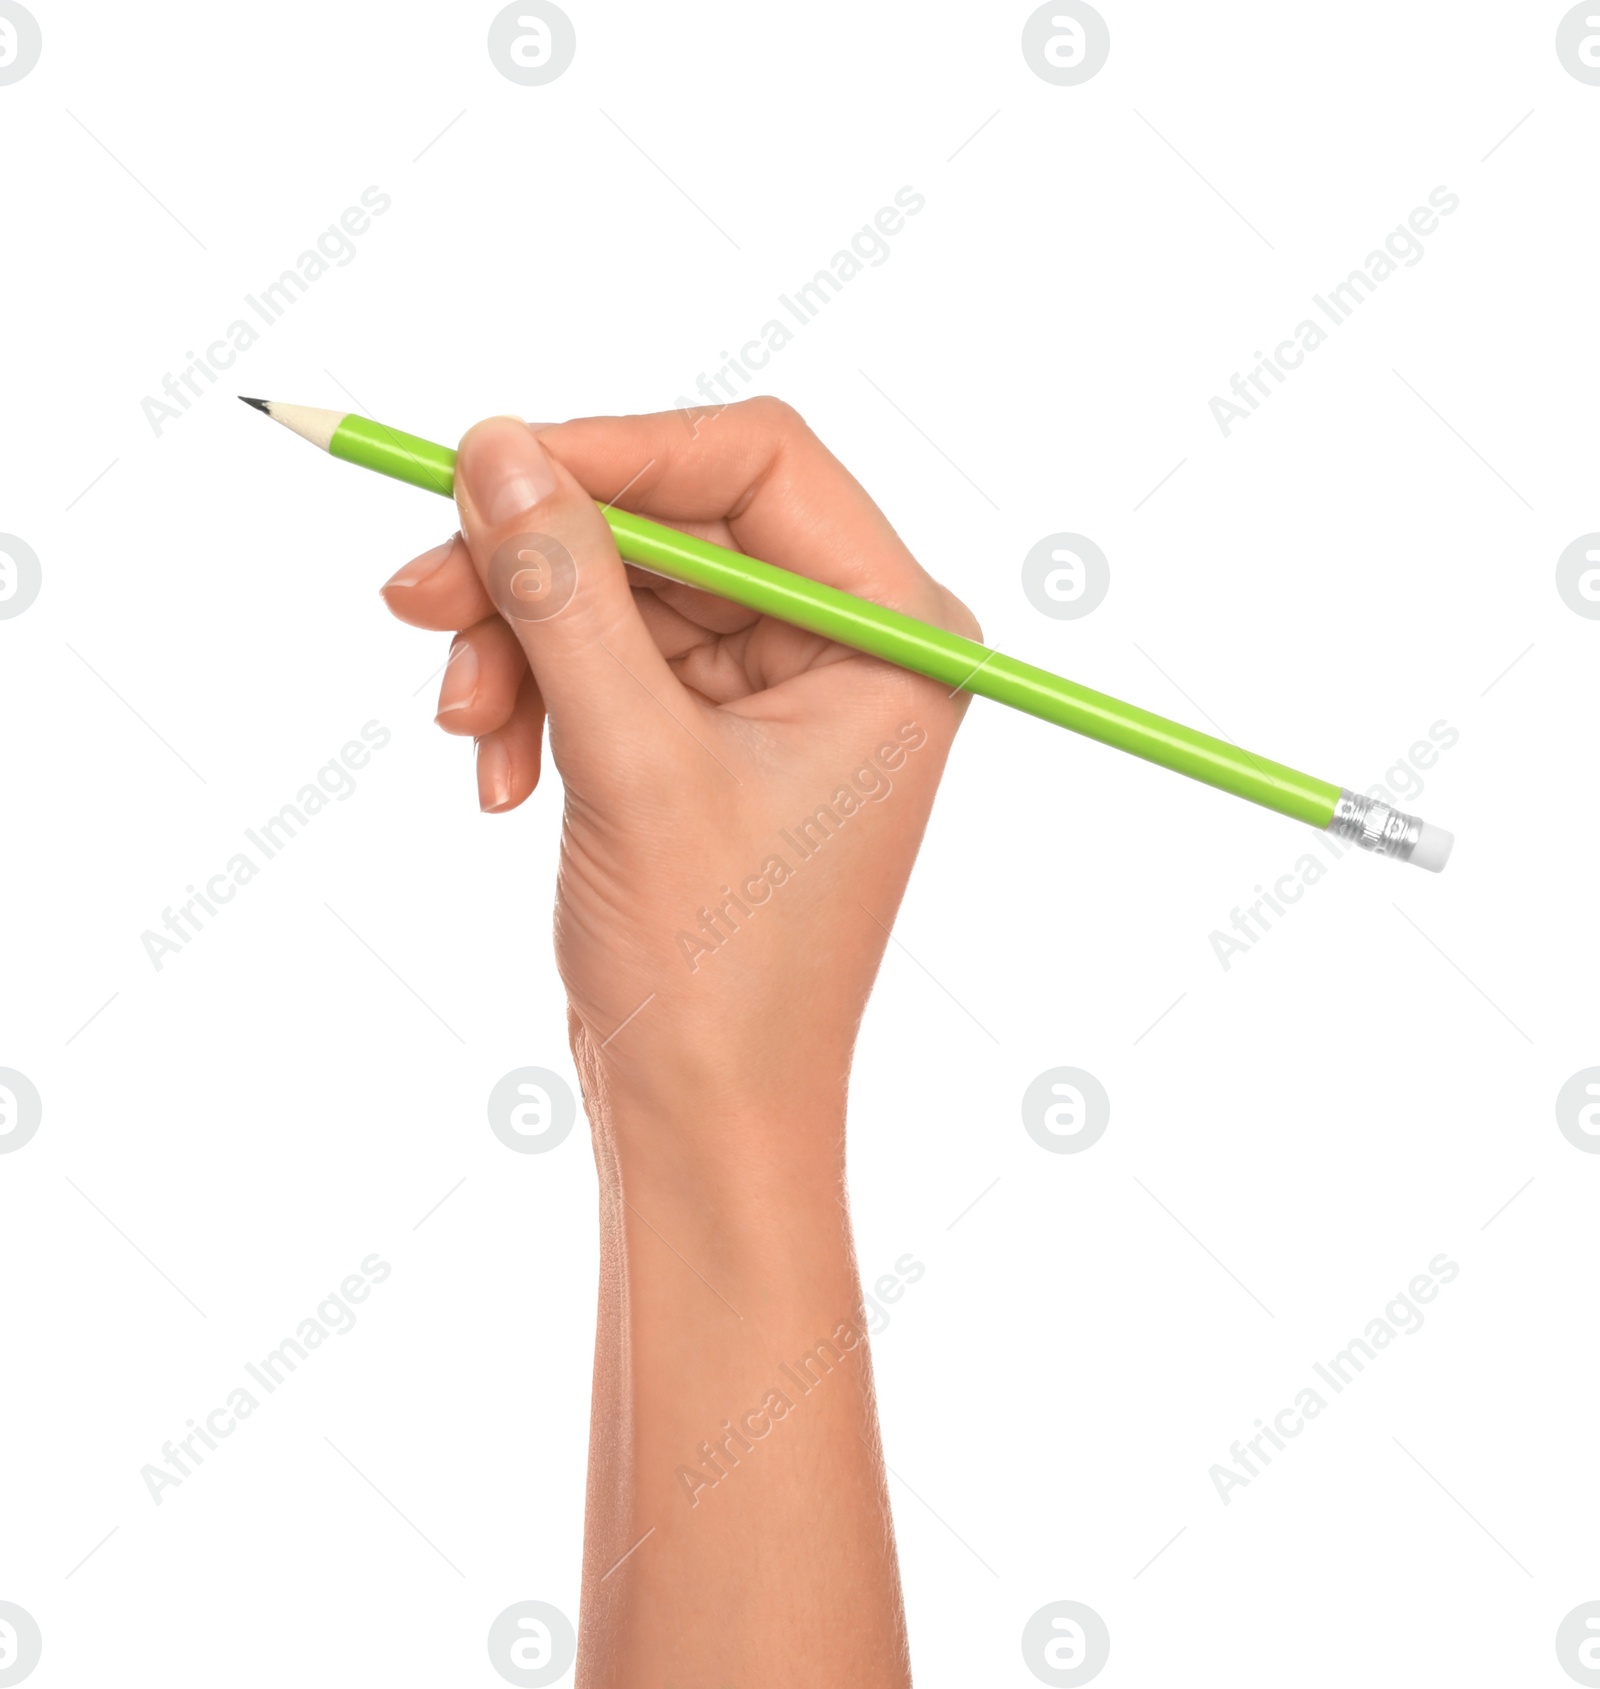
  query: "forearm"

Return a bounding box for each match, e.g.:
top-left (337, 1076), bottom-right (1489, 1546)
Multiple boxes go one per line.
top-left (575, 1089), bottom-right (910, 1687)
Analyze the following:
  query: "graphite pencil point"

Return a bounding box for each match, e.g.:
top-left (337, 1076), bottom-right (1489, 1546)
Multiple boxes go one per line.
top-left (238, 396), bottom-right (270, 412)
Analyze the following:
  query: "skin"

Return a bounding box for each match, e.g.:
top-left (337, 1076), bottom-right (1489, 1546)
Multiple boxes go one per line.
top-left (381, 399), bottom-right (978, 1686)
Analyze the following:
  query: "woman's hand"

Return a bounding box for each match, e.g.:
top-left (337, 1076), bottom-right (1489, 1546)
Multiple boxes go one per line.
top-left (381, 399), bottom-right (979, 1163)
top-left (381, 399), bottom-right (975, 1686)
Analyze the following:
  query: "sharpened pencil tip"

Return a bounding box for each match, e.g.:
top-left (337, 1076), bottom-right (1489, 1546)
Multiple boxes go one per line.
top-left (238, 396), bottom-right (270, 413)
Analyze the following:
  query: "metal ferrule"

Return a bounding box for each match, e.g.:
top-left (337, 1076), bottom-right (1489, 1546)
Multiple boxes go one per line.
top-left (1324, 789), bottom-right (1424, 862)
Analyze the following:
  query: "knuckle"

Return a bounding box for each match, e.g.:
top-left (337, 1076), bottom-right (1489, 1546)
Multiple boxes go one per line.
top-left (737, 394), bottom-right (809, 437)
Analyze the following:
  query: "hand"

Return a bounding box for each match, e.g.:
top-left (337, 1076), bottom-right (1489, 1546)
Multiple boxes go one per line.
top-left (380, 399), bottom-right (979, 1166)
top-left (382, 398), bottom-right (970, 1685)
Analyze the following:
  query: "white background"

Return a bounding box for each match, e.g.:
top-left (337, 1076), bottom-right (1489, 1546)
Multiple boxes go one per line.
top-left (2, 2), bottom-right (1598, 1684)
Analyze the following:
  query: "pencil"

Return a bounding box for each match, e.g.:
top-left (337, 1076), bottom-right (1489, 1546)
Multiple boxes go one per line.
top-left (240, 398), bottom-right (1455, 872)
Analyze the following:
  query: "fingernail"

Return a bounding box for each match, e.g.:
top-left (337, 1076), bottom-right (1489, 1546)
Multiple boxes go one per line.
top-left (461, 420), bottom-right (558, 527)
top-left (477, 735), bottom-right (512, 812)
top-left (383, 537), bottom-right (456, 593)
top-left (434, 636), bottom-right (479, 720)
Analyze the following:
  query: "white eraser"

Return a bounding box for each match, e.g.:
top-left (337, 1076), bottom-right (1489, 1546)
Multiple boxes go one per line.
top-left (1410, 822), bottom-right (1455, 873)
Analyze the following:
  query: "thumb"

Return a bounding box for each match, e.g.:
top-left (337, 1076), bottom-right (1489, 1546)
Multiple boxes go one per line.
top-left (454, 415), bottom-right (686, 759)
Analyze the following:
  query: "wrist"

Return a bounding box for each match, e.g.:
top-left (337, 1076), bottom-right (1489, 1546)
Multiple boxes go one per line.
top-left (583, 1069), bottom-right (848, 1221)
top-left (601, 1120), bottom-right (864, 1342)
top-left (575, 1011), bottom-right (847, 1142)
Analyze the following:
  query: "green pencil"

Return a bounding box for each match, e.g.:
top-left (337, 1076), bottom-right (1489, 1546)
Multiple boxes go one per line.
top-left (241, 398), bottom-right (1455, 872)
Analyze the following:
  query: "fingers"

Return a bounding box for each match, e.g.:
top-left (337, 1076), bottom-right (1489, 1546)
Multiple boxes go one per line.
top-left (385, 401), bottom-right (982, 647)
top-left (434, 615), bottom-right (529, 736)
top-left (384, 402), bottom-right (978, 812)
top-left (530, 398), bottom-right (959, 622)
top-left (453, 417), bottom-right (694, 761)
top-left (476, 670), bottom-right (545, 813)
top-left (381, 534), bottom-right (496, 631)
